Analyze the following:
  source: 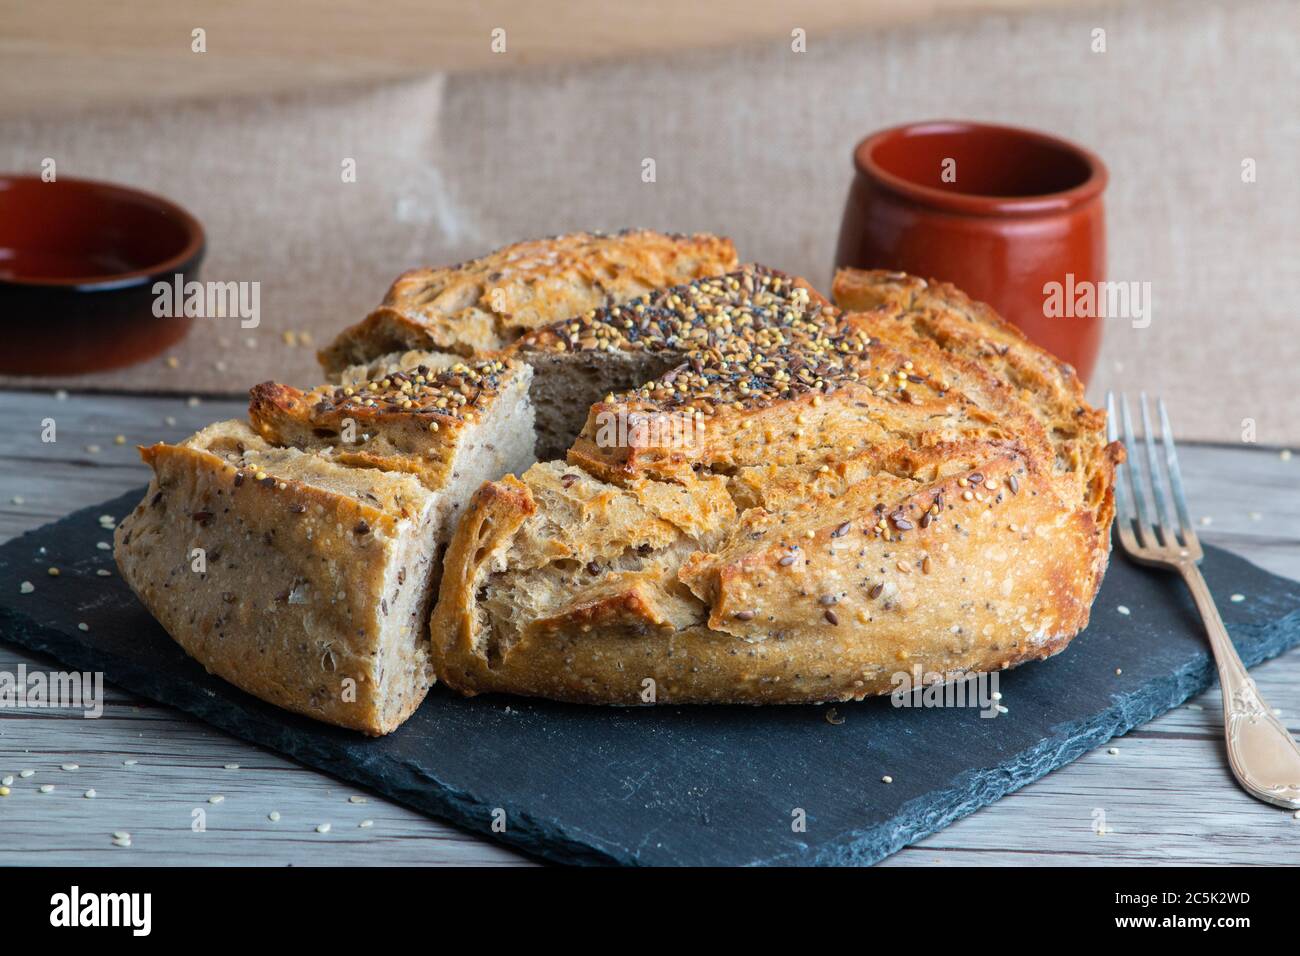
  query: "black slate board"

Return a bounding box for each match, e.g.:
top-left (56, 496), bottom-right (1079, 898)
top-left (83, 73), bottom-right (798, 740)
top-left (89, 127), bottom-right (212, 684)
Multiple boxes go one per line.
top-left (3, 489), bottom-right (1300, 866)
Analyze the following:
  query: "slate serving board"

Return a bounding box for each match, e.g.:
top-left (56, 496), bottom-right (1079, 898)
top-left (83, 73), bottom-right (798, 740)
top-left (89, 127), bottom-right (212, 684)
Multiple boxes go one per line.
top-left (2, 490), bottom-right (1299, 866)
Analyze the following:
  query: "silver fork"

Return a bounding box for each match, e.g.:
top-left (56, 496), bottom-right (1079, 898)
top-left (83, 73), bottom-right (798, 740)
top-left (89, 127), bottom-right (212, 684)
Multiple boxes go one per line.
top-left (1108, 392), bottom-right (1300, 810)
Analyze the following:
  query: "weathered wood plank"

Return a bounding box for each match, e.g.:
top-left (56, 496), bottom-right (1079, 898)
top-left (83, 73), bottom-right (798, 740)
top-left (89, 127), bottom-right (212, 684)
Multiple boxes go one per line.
top-left (1, 390), bottom-right (1298, 865)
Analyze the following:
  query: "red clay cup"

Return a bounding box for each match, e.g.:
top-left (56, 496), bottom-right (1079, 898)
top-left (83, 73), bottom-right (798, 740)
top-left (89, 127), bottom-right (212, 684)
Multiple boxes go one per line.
top-left (834, 120), bottom-right (1107, 382)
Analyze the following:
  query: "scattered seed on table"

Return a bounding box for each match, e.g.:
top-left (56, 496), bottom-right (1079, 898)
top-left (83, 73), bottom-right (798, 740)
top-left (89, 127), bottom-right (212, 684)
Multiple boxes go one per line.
top-left (223, 764), bottom-right (239, 770)
top-left (19, 581), bottom-right (33, 594)
top-left (1, 775), bottom-right (11, 786)
top-left (208, 795), bottom-right (224, 804)
top-left (268, 811), bottom-right (281, 822)
top-left (1107, 747), bottom-right (1119, 755)
top-left (1115, 668), bottom-right (1123, 675)
top-left (96, 569), bottom-right (111, 577)
top-left (359, 820), bottom-right (374, 829)
top-left (61, 763), bottom-right (78, 771)
top-left (0, 787), bottom-right (9, 797)
top-left (114, 435), bottom-right (126, 445)
top-left (39, 784), bottom-right (54, 793)
top-left (11, 495), bottom-right (23, 505)
top-left (348, 795), bottom-right (367, 804)
top-left (1187, 703), bottom-right (1203, 711)
top-left (1230, 593), bottom-right (1245, 603)
top-left (96, 542), bottom-right (111, 551)
top-left (19, 770), bottom-right (35, 778)
top-left (112, 830), bottom-right (130, 840)
top-left (47, 567), bottom-right (60, 577)
top-left (996, 704), bottom-right (1009, 714)
top-left (77, 623), bottom-right (89, 632)
top-left (1281, 449), bottom-right (1293, 461)
top-left (1116, 605), bottom-right (1130, 615)
top-left (881, 775), bottom-right (893, 784)
top-left (316, 823), bottom-right (331, 834)
top-left (84, 789), bottom-right (96, 798)
top-left (992, 691), bottom-right (1002, 701)
top-left (85, 444), bottom-right (101, 454)
top-left (112, 836), bottom-right (132, 848)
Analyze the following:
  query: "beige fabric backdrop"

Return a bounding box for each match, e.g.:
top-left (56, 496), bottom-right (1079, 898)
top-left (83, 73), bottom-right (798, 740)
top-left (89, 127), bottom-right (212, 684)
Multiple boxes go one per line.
top-left (2, 0), bottom-right (1297, 445)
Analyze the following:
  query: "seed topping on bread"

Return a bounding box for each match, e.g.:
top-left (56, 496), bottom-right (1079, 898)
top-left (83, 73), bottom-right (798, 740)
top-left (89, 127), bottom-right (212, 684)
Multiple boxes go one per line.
top-left (310, 359), bottom-right (512, 424)
top-left (516, 266), bottom-right (833, 356)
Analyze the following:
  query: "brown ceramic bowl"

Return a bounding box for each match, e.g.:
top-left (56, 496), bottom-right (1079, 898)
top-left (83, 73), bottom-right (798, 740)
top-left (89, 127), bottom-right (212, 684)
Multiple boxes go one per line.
top-left (0, 175), bottom-right (205, 375)
top-left (834, 121), bottom-right (1107, 382)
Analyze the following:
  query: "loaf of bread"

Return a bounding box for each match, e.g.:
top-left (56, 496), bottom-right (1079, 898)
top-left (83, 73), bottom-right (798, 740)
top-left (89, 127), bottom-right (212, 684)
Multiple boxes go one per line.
top-left (116, 228), bottom-right (1121, 732)
top-left (114, 356), bottom-right (535, 734)
top-left (318, 230), bottom-right (738, 377)
top-left (429, 267), bottom-right (1121, 704)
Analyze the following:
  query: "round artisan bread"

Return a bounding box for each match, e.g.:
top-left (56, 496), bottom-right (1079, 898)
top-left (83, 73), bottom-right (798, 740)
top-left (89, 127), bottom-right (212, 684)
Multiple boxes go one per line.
top-left (428, 267), bottom-right (1123, 704)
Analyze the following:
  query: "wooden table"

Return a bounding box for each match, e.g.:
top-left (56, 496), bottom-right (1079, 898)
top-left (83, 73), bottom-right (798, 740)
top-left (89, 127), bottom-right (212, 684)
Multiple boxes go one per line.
top-left (1, 389), bottom-right (1297, 866)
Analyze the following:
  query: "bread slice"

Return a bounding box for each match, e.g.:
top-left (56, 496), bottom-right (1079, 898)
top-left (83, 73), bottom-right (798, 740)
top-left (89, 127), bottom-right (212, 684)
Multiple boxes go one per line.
top-left (115, 355), bottom-right (537, 734)
top-left (318, 230), bottom-right (738, 377)
top-left (249, 356), bottom-right (535, 566)
top-left (429, 271), bottom-right (1122, 705)
top-left (114, 421), bottom-right (440, 734)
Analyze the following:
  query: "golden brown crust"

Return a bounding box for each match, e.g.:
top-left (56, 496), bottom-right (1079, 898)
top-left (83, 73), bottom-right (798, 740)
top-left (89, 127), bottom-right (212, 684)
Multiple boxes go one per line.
top-left (430, 267), bottom-right (1121, 706)
top-left (319, 230), bottom-right (738, 376)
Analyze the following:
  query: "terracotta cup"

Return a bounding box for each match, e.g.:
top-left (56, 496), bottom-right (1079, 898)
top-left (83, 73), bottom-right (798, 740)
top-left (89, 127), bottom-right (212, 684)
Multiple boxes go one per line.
top-left (834, 120), bottom-right (1107, 381)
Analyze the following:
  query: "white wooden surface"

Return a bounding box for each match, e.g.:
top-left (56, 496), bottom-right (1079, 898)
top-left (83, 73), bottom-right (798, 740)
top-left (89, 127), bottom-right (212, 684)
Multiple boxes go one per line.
top-left (0, 389), bottom-right (1297, 866)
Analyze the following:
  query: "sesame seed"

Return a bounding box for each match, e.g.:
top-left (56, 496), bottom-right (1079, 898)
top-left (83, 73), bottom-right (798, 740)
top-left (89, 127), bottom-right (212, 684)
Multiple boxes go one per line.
top-left (1117, 605), bottom-right (1130, 615)
top-left (268, 811), bottom-right (281, 822)
top-left (359, 819), bottom-right (374, 828)
top-left (47, 567), bottom-right (60, 576)
top-left (881, 775), bottom-right (893, 784)
top-left (348, 795), bottom-right (368, 804)
top-left (1230, 593), bottom-right (1245, 603)
top-left (19, 581), bottom-right (33, 594)
top-left (84, 789), bottom-right (96, 798)
top-left (209, 795), bottom-right (224, 804)
top-left (223, 763), bottom-right (240, 770)
top-left (316, 823), bottom-right (332, 834)
top-left (77, 623), bottom-right (89, 632)
top-left (0, 787), bottom-right (8, 797)
top-left (61, 763), bottom-right (78, 771)
top-left (734, 609), bottom-right (756, 621)
top-left (19, 770), bottom-right (35, 778)
top-left (39, 784), bottom-right (54, 793)
top-left (1107, 747), bottom-right (1119, 755)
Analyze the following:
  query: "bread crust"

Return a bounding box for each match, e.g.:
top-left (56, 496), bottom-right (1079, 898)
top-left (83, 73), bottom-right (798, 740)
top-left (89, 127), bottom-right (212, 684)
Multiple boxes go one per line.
top-left (318, 230), bottom-right (738, 376)
top-left (429, 268), bottom-right (1122, 705)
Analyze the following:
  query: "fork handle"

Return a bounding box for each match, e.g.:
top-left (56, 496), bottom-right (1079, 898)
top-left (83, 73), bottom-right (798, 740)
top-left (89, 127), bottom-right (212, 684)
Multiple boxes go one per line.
top-left (1178, 561), bottom-right (1300, 809)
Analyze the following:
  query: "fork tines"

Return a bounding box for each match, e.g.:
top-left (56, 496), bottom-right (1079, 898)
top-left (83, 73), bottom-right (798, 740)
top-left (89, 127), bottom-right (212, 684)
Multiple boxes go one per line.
top-left (1106, 392), bottom-right (1202, 562)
